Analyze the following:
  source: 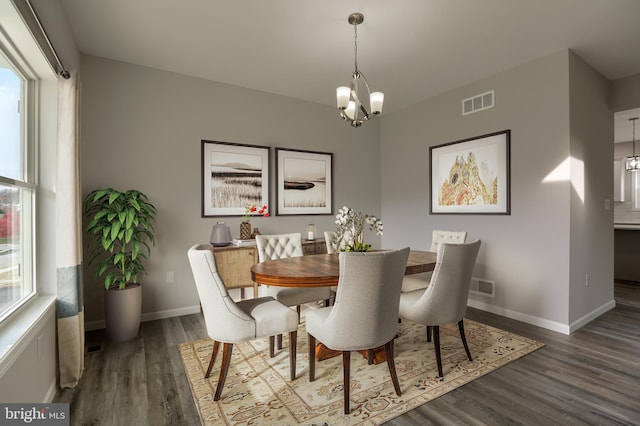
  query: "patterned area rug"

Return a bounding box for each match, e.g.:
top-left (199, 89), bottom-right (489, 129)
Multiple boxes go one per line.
top-left (178, 318), bottom-right (543, 425)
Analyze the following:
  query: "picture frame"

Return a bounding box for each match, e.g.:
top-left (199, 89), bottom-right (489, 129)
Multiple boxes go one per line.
top-left (275, 148), bottom-right (333, 216)
top-left (201, 140), bottom-right (270, 217)
top-left (430, 130), bottom-right (510, 214)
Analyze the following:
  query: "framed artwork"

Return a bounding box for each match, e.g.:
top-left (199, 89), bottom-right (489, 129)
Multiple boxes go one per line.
top-left (201, 140), bottom-right (269, 217)
top-left (275, 148), bottom-right (333, 215)
top-left (430, 130), bottom-right (510, 214)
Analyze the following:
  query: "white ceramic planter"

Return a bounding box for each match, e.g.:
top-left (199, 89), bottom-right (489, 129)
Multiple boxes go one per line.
top-left (104, 284), bottom-right (142, 342)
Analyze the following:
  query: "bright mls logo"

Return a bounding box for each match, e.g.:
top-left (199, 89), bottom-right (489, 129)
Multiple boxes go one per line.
top-left (1, 404), bottom-right (69, 425)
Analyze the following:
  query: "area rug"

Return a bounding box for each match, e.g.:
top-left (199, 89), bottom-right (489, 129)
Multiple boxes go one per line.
top-left (178, 318), bottom-right (544, 425)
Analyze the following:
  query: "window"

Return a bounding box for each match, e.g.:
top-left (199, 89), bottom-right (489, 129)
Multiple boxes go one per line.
top-left (0, 52), bottom-right (35, 322)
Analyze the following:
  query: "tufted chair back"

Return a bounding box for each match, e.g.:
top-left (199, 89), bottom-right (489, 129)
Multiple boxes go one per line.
top-left (430, 230), bottom-right (467, 251)
top-left (256, 233), bottom-right (304, 262)
top-left (401, 230), bottom-right (467, 293)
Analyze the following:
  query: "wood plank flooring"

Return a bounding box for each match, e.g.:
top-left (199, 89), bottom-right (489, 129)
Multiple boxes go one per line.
top-left (54, 290), bottom-right (640, 425)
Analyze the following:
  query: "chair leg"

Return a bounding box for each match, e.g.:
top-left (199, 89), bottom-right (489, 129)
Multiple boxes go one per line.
top-left (269, 336), bottom-right (275, 358)
top-left (308, 333), bottom-right (316, 382)
top-left (289, 330), bottom-right (297, 381)
top-left (426, 325), bottom-right (432, 342)
top-left (384, 339), bottom-right (402, 396)
top-left (367, 349), bottom-right (374, 365)
top-left (205, 340), bottom-right (220, 378)
top-left (433, 326), bottom-right (444, 380)
top-left (458, 319), bottom-right (473, 361)
top-left (342, 350), bottom-right (351, 415)
top-left (213, 343), bottom-right (233, 401)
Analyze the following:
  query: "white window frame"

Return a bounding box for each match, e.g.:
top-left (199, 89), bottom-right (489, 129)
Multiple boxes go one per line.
top-left (0, 22), bottom-right (39, 324)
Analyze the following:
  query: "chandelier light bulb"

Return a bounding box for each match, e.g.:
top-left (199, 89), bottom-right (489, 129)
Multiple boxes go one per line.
top-left (336, 87), bottom-right (351, 109)
top-left (345, 101), bottom-right (356, 120)
top-left (370, 92), bottom-right (384, 114)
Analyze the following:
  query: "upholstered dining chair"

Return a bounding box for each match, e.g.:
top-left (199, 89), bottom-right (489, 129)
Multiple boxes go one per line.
top-left (399, 240), bottom-right (481, 380)
top-left (187, 244), bottom-right (299, 401)
top-left (401, 229), bottom-right (467, 293)
top-left (306, 247), bottom-right (411, 414)
top-left (256, 233), bottom-right (332, 348)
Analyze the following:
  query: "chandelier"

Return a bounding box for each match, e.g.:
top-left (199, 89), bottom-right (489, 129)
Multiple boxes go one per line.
top-left (336, 13), bottom-right (383, 127)
top-left (625, 117), bottom-right (640, 171)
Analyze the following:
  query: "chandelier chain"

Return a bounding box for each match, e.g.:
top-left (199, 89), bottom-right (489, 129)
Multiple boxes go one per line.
top-left (632, 118), bottom-right (638, 157)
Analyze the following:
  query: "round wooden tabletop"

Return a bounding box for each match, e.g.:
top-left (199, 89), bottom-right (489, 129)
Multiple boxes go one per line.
top-left (250, 250), bottom-right (436, 288)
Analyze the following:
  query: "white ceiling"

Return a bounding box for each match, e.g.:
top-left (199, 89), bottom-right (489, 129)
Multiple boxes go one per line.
top-left (59, 0), bottom-right (640, 118)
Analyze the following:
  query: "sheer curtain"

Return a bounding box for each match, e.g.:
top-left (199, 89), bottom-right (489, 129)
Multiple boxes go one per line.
top-left (56, 70), bottom-right (84, 387)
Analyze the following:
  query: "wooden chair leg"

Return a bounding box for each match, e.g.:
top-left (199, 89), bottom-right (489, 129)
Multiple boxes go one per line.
top-left (205, 340), bottom-right (220, 378)
top-left (277, 334), bottom-right (283, 350)
top-left (384, 339), bottom-right (402, 396)
top-left (213, 343), bottom-right (233, 401)
top-left (433, 326), bottom-right (443, 380)
top-left (458, 319), bottom-right (473, 361)
top-left (308, 333), bottom-right (316, 382)
top-left (289, 330), bottom-right (297, 380)
top-left (426, 325), bottom-right (432, 342)
top-left (367, 349), bottom-right (374, 365)
top-left (342, 350), bottom-right (351, 415)
top-left (269, 336), bottom-right (275, 358)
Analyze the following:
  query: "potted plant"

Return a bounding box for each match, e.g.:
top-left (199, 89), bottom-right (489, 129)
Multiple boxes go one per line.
top-left (83, 188), bottom-right (157, 341)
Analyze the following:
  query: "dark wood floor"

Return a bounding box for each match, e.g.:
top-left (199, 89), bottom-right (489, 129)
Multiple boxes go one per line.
top-left (55, 285), bottom-right (640, 426)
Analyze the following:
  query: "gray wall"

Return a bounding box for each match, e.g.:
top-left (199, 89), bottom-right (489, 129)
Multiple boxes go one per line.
top-left (611, 73), bottom-right (640, 112)
top-left (567, 51), bottom-right (614, 325)
top-left (380, 50), bottom-right (614, 333)
top-left (79, 55), bottom-right (381, 326)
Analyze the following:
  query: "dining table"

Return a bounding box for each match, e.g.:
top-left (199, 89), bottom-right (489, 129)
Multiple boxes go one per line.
top-left (250, 249), bottom-right (437, 288)
top-left (250, 249), bottom-right (437, 363)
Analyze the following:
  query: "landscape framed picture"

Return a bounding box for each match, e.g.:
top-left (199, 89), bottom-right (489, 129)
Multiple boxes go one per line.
top-left (275, 148), bottom-right (332, 215)
top-left (430, 130), bottom-right (510, 214)
top-left (201, 140), bottom-right (269, 217)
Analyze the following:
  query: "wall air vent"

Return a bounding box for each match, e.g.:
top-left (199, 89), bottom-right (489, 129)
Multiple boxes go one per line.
top-left (462, 90), bottom-right (495, 115)
top-left (470, 277), bottom-right (495, 297)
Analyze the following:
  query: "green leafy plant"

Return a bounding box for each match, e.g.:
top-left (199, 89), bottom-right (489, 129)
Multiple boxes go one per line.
top-left (83, 188), bottom-right (157, 290)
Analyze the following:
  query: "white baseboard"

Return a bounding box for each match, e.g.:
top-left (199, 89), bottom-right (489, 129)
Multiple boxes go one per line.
top-left (467, 298), bottom-right (617, 335)
top-left (568, 299), bottom-right (616, 333)
top-left (84, 305), bottom-right (201, 331)
top-left (467, 299), bottom-right (571, 334)
top-left (44, 379), bottom-right (57, 402)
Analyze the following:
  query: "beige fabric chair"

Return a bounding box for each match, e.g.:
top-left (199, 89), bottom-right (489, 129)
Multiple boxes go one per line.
top-left (401, 230), bottom-right (467, 293)
top-left (256, 233), bottom-right (332, 346)
top-left (399, 240), bottom-right (481, 379)
top-left (306, 247), bottom-right (410, 414)
top-left (187, 244), bottom-right (298, 401)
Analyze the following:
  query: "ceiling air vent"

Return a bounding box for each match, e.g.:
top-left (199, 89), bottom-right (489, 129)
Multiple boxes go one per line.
top-left (462, 90), bottom-right (495, 115)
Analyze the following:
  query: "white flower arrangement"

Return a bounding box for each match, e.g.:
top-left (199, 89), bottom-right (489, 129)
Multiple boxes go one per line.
top-left (333, 206), bottom-right (383, 252)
